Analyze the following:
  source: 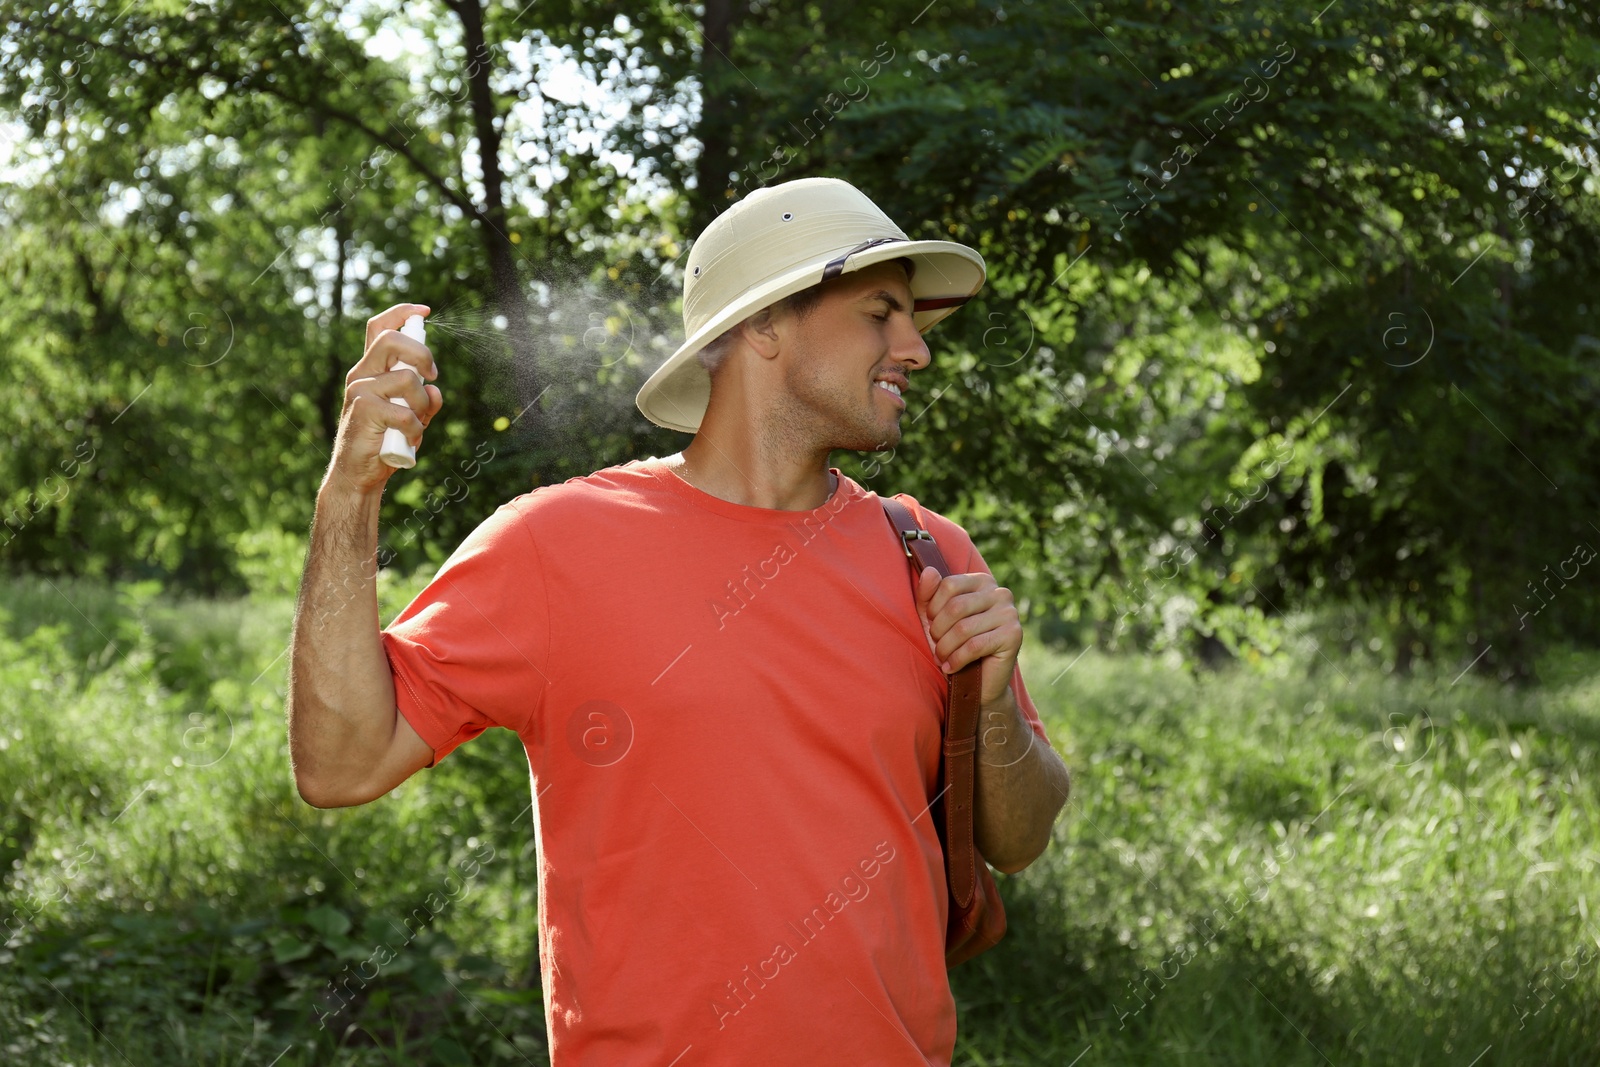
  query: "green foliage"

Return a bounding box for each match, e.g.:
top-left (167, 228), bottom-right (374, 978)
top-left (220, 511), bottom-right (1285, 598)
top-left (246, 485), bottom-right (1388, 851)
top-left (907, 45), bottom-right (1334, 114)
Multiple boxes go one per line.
top-left (798, 0), bottom-right (1600, 680)
top-left (0, 573), bottom-right (544, 1064)
top-left (0, 0), bottom-right (697, 591)
top-left (2, 578), bottom-right (1597, 1063)
top-left (2, 2), bottom-right (1597, 660)
top-left (951, 640), bottom-right (1600, 1064)
top-left (6, 5), bottom-right (1598, 1060)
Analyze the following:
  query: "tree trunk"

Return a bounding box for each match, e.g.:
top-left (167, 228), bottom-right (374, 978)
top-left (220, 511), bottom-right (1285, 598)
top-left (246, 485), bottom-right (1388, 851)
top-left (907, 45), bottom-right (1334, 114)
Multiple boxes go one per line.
top-left (692, 0), bottom-right (740, 235)
top-left (1496, 214), bottom-right (1537, 683)
top-left (319, 205), bottom-right (349, 445)
top-left (455, 0), bottom-right (544, 446)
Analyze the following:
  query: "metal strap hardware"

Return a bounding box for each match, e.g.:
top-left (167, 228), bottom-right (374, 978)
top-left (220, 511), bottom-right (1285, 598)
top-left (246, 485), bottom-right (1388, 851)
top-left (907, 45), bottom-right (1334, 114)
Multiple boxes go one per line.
top-left (819, 238), bottom-right (977, 317)
top-left (898, 528), bottom-right (935, 557)
top-left (819, 236), bottom-right (905, 281)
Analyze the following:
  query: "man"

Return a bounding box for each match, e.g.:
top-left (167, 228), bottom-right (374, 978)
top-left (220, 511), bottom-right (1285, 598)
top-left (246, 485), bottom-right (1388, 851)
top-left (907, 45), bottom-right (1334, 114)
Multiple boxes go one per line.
top-left (287, 176), bottom-right (1071, 1065)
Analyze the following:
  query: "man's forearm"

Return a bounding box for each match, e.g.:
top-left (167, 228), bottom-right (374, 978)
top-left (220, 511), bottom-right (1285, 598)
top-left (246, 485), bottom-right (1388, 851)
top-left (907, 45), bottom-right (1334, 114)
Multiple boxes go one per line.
top-left (286, 483), bottom-right (401, 804)
top-left (972, 687), bottom-right (1070, 873)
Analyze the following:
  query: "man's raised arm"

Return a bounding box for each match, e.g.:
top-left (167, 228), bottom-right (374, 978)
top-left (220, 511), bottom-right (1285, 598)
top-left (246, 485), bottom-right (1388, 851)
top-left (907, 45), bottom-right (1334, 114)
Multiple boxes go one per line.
top-left (286, 303), bottom-right (441, 808)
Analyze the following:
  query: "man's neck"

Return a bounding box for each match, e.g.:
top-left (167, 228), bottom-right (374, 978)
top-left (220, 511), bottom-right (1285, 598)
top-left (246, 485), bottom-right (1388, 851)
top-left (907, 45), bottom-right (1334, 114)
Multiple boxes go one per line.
top-left (662, 439), bottom-right (837, 512)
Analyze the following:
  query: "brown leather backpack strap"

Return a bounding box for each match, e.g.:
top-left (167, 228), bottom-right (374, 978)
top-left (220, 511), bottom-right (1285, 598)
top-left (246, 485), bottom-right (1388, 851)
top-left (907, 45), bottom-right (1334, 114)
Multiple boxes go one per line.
top-left (879, 496), bottom-right (981, 910)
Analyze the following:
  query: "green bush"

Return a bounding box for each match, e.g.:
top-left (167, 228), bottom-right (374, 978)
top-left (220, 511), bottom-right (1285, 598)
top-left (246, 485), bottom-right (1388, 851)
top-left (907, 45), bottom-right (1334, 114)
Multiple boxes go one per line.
top-left (3, 577), bottom-right (1597, 1065)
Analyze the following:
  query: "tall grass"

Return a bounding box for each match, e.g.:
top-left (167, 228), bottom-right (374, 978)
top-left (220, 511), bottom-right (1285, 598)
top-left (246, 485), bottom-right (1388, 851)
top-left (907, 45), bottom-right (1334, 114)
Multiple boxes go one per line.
top-left (2, 574), bottom-right (1596, 1065)
top-left (958, 647), bottom-right (1600, 1065)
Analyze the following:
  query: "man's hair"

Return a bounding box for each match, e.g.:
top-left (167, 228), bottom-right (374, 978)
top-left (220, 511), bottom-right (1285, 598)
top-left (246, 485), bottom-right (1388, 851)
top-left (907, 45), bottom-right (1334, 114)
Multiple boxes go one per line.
top-left (695, 257), bottom-right (913, 379)
top-left (695, 285), bottom-right (826, 378)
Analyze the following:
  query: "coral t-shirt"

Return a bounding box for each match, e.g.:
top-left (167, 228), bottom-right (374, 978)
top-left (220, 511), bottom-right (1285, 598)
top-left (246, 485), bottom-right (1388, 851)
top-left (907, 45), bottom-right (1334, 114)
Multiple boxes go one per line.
top-left (380, 458), bottom-right (1049, 1066)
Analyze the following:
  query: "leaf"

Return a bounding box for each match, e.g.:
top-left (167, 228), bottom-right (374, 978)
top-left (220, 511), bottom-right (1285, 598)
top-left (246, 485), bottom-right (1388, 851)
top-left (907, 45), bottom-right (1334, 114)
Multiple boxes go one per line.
top-left (269, 933), bottom-right (313, 964)
top-left (431, 1037), bottom-right (472, 1066)
top-left (305, 904), bottom-right (351, 939)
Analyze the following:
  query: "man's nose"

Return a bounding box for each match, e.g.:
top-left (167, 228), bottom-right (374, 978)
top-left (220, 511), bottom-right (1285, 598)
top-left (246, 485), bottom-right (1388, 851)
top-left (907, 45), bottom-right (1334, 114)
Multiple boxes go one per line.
top-left (892, 313), bottom-right (931, 371)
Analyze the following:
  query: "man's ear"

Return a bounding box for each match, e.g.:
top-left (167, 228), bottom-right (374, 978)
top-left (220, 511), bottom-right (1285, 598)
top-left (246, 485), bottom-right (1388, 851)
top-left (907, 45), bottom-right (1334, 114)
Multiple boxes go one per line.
top-left (744, 306), bottom-right (784, 361)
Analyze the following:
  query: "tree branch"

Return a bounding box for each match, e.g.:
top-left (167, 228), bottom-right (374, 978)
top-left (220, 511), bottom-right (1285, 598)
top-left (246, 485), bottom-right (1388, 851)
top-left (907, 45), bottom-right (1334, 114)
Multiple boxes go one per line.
top-left (35, 19), bottom-right (483, 225)
top-left (248, 80), bottom-right (483, 222)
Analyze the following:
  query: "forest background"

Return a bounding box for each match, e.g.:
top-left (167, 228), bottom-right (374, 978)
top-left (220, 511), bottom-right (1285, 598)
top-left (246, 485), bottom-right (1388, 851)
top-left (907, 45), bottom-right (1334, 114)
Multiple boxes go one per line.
top-left (2, 1), bottom-right (1598, 1064)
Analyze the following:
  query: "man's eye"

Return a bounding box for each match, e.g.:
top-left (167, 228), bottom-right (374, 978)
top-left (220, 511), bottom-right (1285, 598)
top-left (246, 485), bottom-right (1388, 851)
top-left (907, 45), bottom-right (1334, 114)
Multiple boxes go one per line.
top-left (872, 311), bottom-right (891, 322)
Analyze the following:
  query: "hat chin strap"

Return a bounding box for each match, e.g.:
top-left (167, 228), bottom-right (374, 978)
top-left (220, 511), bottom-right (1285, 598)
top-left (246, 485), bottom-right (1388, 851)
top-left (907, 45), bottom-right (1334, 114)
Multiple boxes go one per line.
top-left (818, 237), bottom-right (974, 313)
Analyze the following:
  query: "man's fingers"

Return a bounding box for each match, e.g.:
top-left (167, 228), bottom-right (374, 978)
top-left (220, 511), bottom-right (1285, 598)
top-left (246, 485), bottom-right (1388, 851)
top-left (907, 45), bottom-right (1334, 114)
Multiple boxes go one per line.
top-left (420, 384), bottom-right (443, 426)
top-left (365, 303), bottom-right (431, 350)
top-left (923, 571), bottom-right (989, 622)
top-left (926, 580), bottom-right (1008, 643)
top-left (933, 607), bottom-right (1009, 665)
top-left (919, 571), bottom-right (1016, 669)
top-left (348, 368), bottom-right (431, 412)
top-left (350, 329), bottom-right (436, 386)
top-left (915, 567), bottom-right (941, 653)
top-left (933, 605), bottom-right (990, 664)
top-left (924, 573), bottom-right (1019, 675)
top-left (937, 615), bottom-right (1023, 676)
top-left (347, 392), bottom-right (426, 446)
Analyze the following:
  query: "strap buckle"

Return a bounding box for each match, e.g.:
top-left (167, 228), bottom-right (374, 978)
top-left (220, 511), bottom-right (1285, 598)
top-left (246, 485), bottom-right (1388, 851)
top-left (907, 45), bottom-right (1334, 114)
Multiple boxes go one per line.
top-left (898, 528), bottom-right (935, 558)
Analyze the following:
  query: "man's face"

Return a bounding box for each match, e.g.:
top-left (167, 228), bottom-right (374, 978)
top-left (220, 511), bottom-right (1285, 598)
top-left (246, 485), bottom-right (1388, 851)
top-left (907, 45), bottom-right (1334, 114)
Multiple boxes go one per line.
top-left (770, 259), bottom-right (931, 453)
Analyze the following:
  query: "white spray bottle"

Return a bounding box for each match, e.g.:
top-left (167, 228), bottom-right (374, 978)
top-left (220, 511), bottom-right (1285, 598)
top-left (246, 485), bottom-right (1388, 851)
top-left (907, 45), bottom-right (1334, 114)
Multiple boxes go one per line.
top-left (379, 314), bottom-right (428, 469)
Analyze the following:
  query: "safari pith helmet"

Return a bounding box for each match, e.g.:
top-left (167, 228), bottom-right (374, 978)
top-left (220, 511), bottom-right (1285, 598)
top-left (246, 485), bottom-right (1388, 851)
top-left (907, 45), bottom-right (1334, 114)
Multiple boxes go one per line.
top-left (635, 176), bottom-right (987, 433)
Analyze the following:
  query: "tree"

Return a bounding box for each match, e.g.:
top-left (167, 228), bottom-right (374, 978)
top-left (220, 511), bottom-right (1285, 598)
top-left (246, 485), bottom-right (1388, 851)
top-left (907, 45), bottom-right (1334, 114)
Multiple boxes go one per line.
top-left (0, 0), bottom-right (700, 584)
top-left (691, 0), bottom-right (1600, 677)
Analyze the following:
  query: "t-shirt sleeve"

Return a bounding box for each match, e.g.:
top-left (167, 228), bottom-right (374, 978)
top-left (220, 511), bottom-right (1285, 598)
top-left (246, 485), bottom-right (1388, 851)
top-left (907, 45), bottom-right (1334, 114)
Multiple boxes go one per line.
top-left (380, 497), bottom-right (551, 766)
top-left (904, 496), bottom-right (1051, 745)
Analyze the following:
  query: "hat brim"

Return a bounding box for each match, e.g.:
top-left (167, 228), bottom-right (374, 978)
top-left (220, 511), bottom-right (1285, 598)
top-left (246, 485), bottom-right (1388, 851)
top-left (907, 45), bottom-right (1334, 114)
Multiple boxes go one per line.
top-left (636, 239), bottom-right (986, 434)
